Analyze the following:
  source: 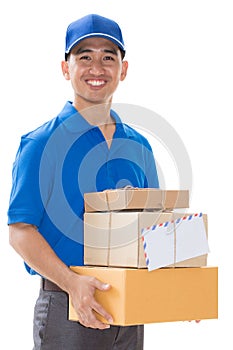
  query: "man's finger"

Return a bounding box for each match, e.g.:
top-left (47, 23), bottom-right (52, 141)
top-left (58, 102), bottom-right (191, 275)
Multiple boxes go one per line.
top-left (78, 307), bottom-right (111, 330)
top-left (90, 277), bottom-right (111, 292)
top-left (92, 300), bottom-right (113, 324)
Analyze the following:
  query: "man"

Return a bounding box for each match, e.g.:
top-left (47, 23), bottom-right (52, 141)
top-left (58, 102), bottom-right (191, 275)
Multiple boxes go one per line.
top-left (8, 14), bottom-right (159, 349)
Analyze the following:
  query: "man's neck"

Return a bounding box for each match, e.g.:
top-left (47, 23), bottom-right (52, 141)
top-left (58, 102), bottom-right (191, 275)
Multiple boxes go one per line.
top-left (73, 100), bottom-right (113, 127)
top-left (73, 100), bottom-right (116, 148)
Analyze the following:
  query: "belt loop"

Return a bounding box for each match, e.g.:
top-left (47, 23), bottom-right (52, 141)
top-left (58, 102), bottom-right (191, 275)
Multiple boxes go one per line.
top-left (41, 278), bottom-right (45, 290)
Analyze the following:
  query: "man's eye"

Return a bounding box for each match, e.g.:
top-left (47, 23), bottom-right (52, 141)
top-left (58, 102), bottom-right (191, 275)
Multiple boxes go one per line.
top-left (104, 56), bottom-right (114, 61)
top-left (80, 55), bottom-right (91, 60)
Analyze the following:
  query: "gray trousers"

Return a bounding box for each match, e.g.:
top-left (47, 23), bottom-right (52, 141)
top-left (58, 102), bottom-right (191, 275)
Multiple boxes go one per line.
top-left (33, 288), bottom-right (144, 350)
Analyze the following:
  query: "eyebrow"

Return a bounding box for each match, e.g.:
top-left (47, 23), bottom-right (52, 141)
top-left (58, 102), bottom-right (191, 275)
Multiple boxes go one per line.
top-left (74, 47), bottom-right (118, 56)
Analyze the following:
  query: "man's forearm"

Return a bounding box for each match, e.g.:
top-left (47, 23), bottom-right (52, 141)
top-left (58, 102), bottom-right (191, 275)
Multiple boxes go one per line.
top-left (9, 223), bottom-right (75, 293)
top-left (9, 222), bottom-right (113, 329)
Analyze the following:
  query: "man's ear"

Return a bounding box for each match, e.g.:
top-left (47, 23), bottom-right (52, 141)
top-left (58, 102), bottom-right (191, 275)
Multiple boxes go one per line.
top-left (120, 60), bottom-right (128, 81)
top-left (61, 61), bottom-right (70, 80)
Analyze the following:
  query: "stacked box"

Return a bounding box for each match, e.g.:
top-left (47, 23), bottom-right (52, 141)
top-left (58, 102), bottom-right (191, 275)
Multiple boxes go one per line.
top-left (84, 188), bottom-right (189, 212)
top-left (69, 188), bottom-right (218, 325)
top-left (69, 266), bottom-right (218, 325)
top-left (83, 188), bottom-right (208, 268)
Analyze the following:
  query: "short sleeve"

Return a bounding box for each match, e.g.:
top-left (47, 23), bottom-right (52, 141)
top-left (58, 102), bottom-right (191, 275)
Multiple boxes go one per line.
top-left (7, 136), bottom-right (46, 226)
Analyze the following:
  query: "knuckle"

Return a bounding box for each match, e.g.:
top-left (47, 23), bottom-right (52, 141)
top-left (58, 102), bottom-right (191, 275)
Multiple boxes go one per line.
top-left (79, 295), bottom-right (92, 308)
top-left (81, 295), bottom-right (90, 304)
top-left (89, 276), bottom-right (97, 285)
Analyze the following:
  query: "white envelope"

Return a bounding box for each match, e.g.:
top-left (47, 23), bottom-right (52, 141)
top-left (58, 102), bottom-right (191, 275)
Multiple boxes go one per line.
top-left (141, 213), bottom-right (209, 271)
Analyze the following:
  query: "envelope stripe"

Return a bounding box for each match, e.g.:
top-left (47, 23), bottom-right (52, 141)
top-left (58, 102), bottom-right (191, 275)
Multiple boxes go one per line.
top-left (142, 213), bottom-right (203, 232)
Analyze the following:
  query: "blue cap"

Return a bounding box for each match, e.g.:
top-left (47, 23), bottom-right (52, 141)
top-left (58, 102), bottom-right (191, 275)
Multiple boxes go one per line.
top-left (65, 14), bottom-right (125, 59)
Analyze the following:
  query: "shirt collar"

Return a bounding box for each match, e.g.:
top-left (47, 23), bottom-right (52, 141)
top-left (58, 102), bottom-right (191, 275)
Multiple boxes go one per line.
top-left (58, 101), bottom-right (127, 137)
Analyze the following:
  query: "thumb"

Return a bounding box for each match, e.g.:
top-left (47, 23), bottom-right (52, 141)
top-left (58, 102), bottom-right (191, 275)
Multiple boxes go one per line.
top-left (91, 278), bottom-right (111, 291)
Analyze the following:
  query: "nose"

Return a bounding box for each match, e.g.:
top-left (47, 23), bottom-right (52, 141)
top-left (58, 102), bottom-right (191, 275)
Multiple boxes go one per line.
top-left (89, 59), bottom-right (105, 75)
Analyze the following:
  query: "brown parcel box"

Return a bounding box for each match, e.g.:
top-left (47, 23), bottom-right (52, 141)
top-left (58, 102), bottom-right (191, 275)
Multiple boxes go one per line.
top-left (84, 211), bottom-right (208, 268)
top-left (84, 188), bottom-right (189, 212)
top-left (69, 266), bottom-right (218, 326)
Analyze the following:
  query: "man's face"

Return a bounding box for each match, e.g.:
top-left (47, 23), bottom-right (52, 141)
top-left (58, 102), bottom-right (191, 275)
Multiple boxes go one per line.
top-left (62, 37), bottom-right (128, 109)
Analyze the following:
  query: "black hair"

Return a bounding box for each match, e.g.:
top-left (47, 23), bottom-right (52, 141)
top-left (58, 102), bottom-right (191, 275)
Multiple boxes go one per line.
top-left (119, 49), bottom-right (126, 60)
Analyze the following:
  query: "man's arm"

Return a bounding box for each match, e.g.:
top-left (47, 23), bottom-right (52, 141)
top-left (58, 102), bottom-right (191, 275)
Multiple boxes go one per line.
top-left (9, 223), bottom-right (113, 329)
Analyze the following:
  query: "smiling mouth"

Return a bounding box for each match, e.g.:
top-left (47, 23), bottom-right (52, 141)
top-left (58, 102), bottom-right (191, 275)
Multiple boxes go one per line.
top-left (86, 80), bottom-right (106, 86)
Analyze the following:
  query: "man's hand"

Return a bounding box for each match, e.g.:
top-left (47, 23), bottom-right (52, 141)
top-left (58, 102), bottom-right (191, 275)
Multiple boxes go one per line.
top-left (9, 223), bottom-right (113, 329)
top-left (69, 274), bottom-right (113, 329)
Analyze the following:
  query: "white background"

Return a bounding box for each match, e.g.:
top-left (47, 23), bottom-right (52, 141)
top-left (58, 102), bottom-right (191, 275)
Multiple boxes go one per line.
top-left (0, 0), bottom-right (232, 348)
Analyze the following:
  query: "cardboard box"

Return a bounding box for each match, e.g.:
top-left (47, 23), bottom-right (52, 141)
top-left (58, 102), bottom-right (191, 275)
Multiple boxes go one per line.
top-left (84, 211), bottom-right (208, 268)
top-left (69, 266), bottom-right (218, 326)
top-left (84, 188), bottom-right (189, 212)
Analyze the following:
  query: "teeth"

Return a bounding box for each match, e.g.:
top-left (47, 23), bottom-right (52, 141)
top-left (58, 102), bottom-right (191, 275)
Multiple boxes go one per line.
top-left (87, 80), bottom-right (105, 86)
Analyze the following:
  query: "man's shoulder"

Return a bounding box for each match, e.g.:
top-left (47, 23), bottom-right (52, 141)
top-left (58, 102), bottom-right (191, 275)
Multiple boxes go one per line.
top-left (21, 102), bottom-right (76, 145)
top-left (21, 116), bottom-right (61, 145)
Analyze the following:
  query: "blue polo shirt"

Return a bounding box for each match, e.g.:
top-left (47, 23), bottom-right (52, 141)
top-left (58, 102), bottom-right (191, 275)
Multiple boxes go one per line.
top-left (7, 101), bottom-right (159, 274)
